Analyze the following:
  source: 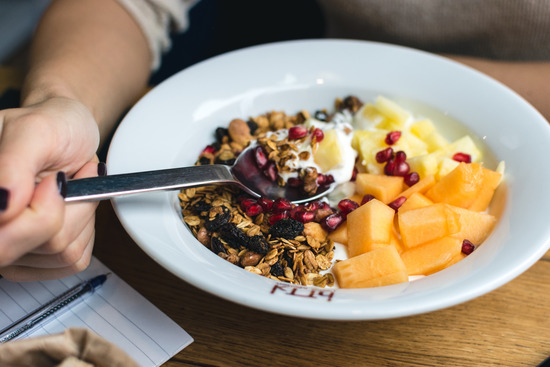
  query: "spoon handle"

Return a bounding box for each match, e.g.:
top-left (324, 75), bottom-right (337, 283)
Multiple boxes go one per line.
top-left (64, 164), bottom-right (235, 202)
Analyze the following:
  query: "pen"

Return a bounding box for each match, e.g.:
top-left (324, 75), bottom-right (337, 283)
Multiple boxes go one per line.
top-left (0, 273), bottom-right (109, 343)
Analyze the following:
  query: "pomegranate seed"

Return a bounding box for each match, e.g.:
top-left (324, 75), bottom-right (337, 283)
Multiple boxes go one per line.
top-left (268, 211), bottom-right (289, 225)
top-left (289, 205), bottom-right (304, 219)
top-left (304, 201), bottom-right (320, 212)
top-left (262, 161), bottom-right (278, 181)
top-left (318, 201), bottom-right (331, 210)
top-left (404, 171), bottom-right (420, 187)
top-left (394, 150), bottom-right (407, 163)
top-left (245, 203), bottom-right (263, 217)
top-left (287, 177), bottom-right (303, 187)
top-left (324, 174), bottom-right (335, 185)
top-left (240, 198), bottom-right (257, 211)
top-left (236, 195), bottom-right (248, 204)
top-left (453, 152), bottom-right (472, 163)
top-left (312, 128), bottom-right (324, 142)
top-left (272, 198), bottom-right (292, 212)
top-left (201, 145), bottom-right (217, 155)
top-left (392, 161), bottom-right (410, 177)
top-left (462, 239), bottom-right (476, 255)
top-left (384, 159), bottom-right (396, 176)
top-left (338, 199), bottom-right (359, 217)
top-left (317, 174), bottom-right (327, 185)
top-left (375, 147), bottom-right (394, 163)
top-left (385, 130), bottom-right (402, 145)
top-left (254, 146), bottom-right (268, 169)
top-left (257, 197), bottom-right (273, 212)
top-left (388, 196), bottom-right (407, 211)
top-left (322, 212), bottom-right (344, 232)
top-left (361, 194), bottom-right (375, 205)
top-left (294, 210), bottom-right (315, 223)
top-left (350, 167), bottom-right (358, 181)
top-left (288, 126), bottom-right (308, 140)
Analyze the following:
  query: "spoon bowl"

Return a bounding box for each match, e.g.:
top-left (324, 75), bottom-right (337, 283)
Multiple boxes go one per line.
top-left (65, 144), bottom-right (333, 203)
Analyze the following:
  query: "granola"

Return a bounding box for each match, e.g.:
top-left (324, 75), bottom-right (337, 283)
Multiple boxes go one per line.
top-left (179, 185), bottom-right (335, 287)
top-left (180, 96), bottom-right (361, 287)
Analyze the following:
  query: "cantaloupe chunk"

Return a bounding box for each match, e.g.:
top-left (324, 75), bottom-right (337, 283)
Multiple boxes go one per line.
top-left (393, 174), bottom-right (436, 201)
top-left (355, 173), bottom-right (404, 204)
top-left (347, 199), bottom-right (395, 257)
top-left (328, 221), bottom-right (348, 245)
top-left (467, 167), bottom-right (502, 212)
top-left (389, 226), bottom-right (404, 254)
top-left (398, 203), bottom-right (460, 249)
top-left (333, 246), bottom-right (408, 288)
top-left (346, 194), bottom-right (364, 206)
top-left (446, 252), bottom-right (467, 268)
top-left (425, 162), bottom-right (484, 208)
top-left (448, 205), bottom-right (497, 244)
top-left (401, 236), bottom-right (463, 275)
top-left (398, 192), bottom-right (433, 213)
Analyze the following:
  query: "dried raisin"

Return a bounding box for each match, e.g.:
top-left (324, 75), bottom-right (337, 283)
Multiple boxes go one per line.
top-left (268, 218), bottom-right (304, 239)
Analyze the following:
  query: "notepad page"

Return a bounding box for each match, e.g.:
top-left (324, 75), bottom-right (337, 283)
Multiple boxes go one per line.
top-left (0, 256), bottom-right (193, 367)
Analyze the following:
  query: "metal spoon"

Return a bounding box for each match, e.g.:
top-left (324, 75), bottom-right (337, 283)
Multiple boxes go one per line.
top-left (65, 145), bottom-right (333, 204)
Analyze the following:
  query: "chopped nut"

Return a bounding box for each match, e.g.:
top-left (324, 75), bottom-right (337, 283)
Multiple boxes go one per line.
top-left (228, 118), bottom-right (252, 146)
top-left (240, 251), bottom-right (262, 267)
top-left (303, 222), bottom-right (328, 241)
top-left (196, 227), bottom-right (210, 247)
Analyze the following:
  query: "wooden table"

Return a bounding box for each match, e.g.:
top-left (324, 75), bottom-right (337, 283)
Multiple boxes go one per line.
top-left (93, 200), bottom-right (550, 367)
top-left (2, 65), bottom-right (549, 366)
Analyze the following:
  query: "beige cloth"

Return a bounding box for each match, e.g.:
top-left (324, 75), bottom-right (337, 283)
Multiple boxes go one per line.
top-left (316, 0), bottom-right (550, 61)
top-left (0, 328), bottom-right (139, 367)
top-left (114, 0), bottom-right (198, 70)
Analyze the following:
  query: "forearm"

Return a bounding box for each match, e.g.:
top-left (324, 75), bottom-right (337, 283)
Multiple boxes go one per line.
top-left (447, 55), bottom-right (550, 123)
top-left (21, 0), bottom-right (152, 141)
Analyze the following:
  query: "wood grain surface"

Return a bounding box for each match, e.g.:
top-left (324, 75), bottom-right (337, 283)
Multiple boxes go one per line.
top-left (94, 201), bottom-right (550, 367)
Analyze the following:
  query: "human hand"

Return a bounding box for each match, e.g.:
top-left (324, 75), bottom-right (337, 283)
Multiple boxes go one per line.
top-left (0, 97), bottom-right (102, 281)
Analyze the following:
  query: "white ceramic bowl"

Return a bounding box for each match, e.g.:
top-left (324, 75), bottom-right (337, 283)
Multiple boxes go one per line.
top-left (107, 39), bottom-right (550, 320)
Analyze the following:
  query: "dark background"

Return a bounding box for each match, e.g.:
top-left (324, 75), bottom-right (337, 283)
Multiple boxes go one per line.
top-left (150, 0), bottom-right (326, 84)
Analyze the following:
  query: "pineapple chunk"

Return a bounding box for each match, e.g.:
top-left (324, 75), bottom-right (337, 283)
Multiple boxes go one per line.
top-left (445, 135), bottom-right (482, 162)
top-left (374, 95), bottom-right (411, 125)
top-left (407, 152), bottom-right (443, 179)
top-left (424, 131), bottom-right (450, 152)
top-left (410, 119), bottom-right (436, 140)
top-left (391, 131), bottom-right (429, 158)
top-left (314, 129), bottom-right (343, 172)
top-left (354, 129), bottom-right (388, 169)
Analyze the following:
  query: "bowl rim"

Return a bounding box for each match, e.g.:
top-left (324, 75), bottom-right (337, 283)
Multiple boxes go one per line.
top-left (108, 39), bottom-right (550, 320)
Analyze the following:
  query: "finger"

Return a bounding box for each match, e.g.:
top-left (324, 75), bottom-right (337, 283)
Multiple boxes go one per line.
top-left (11, 216), bottom-right (95, 268)
top-left (0, 110), bottom-right (59, 224)
top-left (0, 234), bottom-right (94, 282)
top-left (0, 173), bottom-right (65, 267)
top-left (31, 160), bottom-right (101, 255)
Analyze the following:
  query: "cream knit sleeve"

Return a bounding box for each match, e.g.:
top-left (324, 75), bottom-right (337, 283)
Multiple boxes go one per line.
top-left (115, 0), bottom-right (199, 70)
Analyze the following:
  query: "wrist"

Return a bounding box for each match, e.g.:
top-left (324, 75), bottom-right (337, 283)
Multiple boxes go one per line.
top-left (20, 71), bottom-right (81, 108)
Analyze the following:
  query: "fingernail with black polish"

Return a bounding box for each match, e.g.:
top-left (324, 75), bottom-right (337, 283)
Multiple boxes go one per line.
top-left (57, 171), bottom-right (67, 198)
top-left (97, 162), bottom-right (107, 176)
top-left (0, 188), bottom-right (9, 211)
